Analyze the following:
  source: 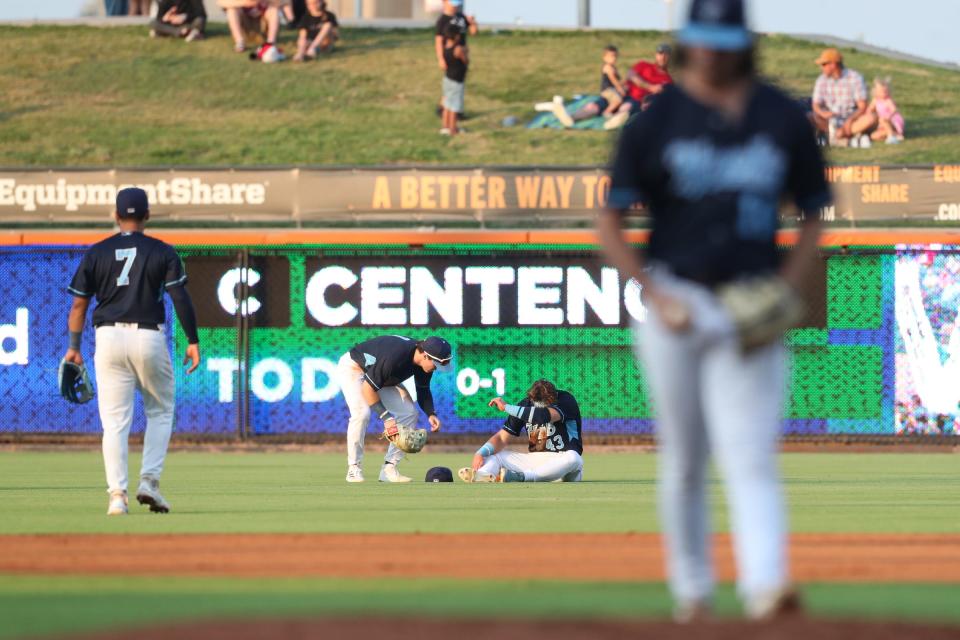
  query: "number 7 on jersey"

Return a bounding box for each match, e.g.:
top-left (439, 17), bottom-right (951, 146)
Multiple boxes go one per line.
top-left (115, 248), bottom-right (137, 286)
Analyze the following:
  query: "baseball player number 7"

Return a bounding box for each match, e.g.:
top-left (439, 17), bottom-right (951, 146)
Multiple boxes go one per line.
top-left (115, 249), bottom-right (137, 286)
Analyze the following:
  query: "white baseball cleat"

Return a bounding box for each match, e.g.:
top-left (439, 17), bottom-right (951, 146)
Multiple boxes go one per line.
top-left (345, 465), bottom-right (365, 483)
top-left (672, 598), bottom-right (713, 624)
top-left (745, 586), bottom-right (803, 621)
top-left (136, 476), bottom-right (171, 513)
top-left (457, 468), bottom-right (498, 483)
top-left (378, 463), bottom-right (411, 483)
top-left (107, 491), bottom-right (128, 516)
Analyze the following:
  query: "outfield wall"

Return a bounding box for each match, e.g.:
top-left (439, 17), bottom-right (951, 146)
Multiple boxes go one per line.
top-left (2, 165), bottom-right (960, 224)
top-left (1, 231), bottom-right (958, 439)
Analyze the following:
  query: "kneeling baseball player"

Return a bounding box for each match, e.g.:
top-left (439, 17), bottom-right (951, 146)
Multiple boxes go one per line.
top-left (460, 379), bottom-right (583, 483)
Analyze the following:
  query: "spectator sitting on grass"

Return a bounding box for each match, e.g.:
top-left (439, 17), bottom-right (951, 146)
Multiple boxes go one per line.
top-left (552, 45), bottom-right (632, 131)
top-left (293, 0), bottom-right (339, 62)
top-left (150, 0), bottom-right (206, 41)
top-left (219, 0), bottom-right (288, 56)
top-left (625, 42), bottom-right (673, 110)
top-left (440, 23), bottom-right (469, 136)
top-left (867, 77), bottom-right (905, 144)
top-left (811, 48), bottom-right (877, 147)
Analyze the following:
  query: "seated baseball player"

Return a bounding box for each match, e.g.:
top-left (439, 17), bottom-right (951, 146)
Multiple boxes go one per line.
top-left (459, 379), bottom-right (583, 483)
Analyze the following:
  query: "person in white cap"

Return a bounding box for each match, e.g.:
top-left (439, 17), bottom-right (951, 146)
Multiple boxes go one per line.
top-left (597, 0), bottom-right (830, 623)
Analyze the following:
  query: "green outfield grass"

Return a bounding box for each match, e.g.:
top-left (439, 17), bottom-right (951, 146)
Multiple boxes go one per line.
top-left (1, 25), bottom-right (958, 166)
top-left (0, 451), bottom-right (957, 534)
top-left (1, 451), bottom-right (958, 639)
top-left (2, 576), bottom-right (960, 640)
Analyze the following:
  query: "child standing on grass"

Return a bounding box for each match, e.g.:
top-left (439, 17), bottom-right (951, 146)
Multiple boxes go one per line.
top-left (441, 24), bottom-right (468, 136)
top-left (868, 77), bottom-right (905, 143)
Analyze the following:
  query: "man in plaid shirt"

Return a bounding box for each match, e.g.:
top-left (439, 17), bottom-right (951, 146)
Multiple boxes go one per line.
top-left (811, 48), bottom-right (877, 146)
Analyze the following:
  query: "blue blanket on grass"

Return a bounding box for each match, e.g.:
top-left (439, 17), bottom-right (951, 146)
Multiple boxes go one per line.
top-left (526, 95), bottom-right (609, 130)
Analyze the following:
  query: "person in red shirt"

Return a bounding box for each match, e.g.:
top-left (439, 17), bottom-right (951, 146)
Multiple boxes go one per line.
top-left (626, 43), bottom-right (673, 110)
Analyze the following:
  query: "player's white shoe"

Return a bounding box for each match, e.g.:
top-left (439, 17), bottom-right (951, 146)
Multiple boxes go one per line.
top-left (136, 476), bottom-right (171, 513)
top-left (107, 491), bottom-right (128, 516)
top-left (745, 586), bottom-right (803, 621)
top-left (378, 463), bottom-right (411, 483)
top-left (345, 465), bottom-right (365, 483)
top-left (457, 468), bottom-right (498, 483)
top-left (672, 599), bottom-right (713, 624)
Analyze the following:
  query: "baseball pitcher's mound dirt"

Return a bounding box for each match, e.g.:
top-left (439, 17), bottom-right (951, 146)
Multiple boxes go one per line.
top-left (69, 617), bottom-right (960, 640)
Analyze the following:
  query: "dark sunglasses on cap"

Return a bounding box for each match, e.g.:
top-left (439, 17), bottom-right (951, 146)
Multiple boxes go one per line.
top-left (425, 353), bottom-right (452, 365)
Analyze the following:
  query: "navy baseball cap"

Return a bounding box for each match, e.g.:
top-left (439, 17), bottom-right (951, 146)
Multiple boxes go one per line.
top-left (116, 187), bottom-right (149, 218)
top-left (425, 466), bottom-right (454, 482)
top-left (677, 0), bottom-right (753, 51)
top-left (421, 336), bottom-right (452, 369)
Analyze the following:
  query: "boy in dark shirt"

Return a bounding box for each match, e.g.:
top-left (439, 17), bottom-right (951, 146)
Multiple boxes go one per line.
top-left (440, 24), bottom-right (468, 135)
top-left (293, 0), bottom-right (339, 61)
top-left (434, 0), bottom-right (477, 120)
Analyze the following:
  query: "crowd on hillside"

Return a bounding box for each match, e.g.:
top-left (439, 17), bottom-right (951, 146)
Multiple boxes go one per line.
top-left (101, 0), bottom-right (906, 142)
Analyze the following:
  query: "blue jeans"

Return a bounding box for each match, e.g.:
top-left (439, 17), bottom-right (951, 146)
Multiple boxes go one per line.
top-left (104, 0), bottom-right (129, 16)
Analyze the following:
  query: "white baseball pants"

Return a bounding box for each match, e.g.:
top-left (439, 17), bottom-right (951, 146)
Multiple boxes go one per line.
top-left (94, 325), bottom-right (175, 495)
top-left (479, 449), bottom-right (583, 482)
top-left (337, 352), bottom-right (417, 468)
top-left (633, 269), bottom-right (789, 606)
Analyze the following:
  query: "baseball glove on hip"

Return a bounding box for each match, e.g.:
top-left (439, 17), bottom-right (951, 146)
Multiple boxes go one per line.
top-left (383, 423), bottom-right (428, 454)
top-left (58, 359), bottom-right (95, 404)
top-left (717, 275), bottom-right (804, 353)
top-left (528, 426), bottom-right (548, 452)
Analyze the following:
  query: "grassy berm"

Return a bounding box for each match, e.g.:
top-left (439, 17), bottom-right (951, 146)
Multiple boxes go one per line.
top-left (1, 24), bottom-right (958, 166)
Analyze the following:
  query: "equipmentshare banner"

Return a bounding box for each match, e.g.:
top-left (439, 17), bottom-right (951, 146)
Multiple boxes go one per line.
top-left (2, 244), bottom-right (957, 438)
top-left (1, 165), bottom-right (959, 223)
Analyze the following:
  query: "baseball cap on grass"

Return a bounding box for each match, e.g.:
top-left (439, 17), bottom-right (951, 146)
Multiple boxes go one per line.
top-left (425, 466), bottom-right (454, 482)
top-left (677, 0), bottom-right (753, 51)
top-left (421, 336), bottom-right (452, 370)
top-left (116, 187), bottom-right (149, 218)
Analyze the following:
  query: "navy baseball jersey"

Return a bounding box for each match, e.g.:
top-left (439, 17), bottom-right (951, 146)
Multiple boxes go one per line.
top-left (68, 231), bottom-right (187, 326)
top-left (503, 390), bottom-right (583, 455)
top-left (349, 335), bottom-right (436, 415)
top-left (608, 82), bottom-right (832, 287)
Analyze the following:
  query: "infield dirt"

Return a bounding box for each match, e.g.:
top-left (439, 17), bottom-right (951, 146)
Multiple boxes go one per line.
top-left (3, 533), bottom-right (959, 582)
top-left (64, 617), bottom-right (960, 640)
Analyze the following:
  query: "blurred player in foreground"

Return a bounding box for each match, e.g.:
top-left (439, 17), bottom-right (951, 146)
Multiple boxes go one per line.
top-left (337, 335), bottom-right (451, 483)
top-left (596, 0), bottom-right (830, 622)
top-left (459, 379), bottom-right (583, 483)
top-left (64, 188), bottom-right (201, 515)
